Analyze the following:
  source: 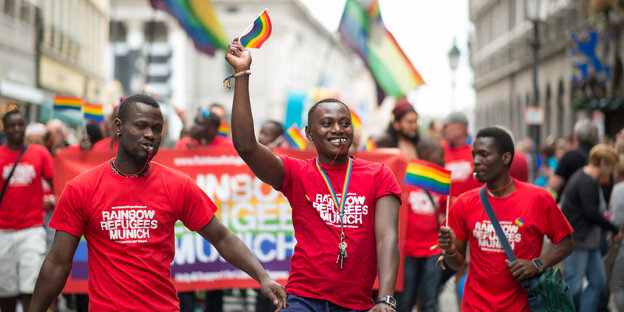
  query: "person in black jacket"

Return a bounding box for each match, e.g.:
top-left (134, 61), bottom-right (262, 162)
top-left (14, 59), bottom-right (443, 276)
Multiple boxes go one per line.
top-left (561, 144), bottom-right (623, 312)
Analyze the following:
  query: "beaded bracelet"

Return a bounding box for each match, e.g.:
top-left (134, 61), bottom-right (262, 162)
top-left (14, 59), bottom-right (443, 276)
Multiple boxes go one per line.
top-left (223, 69), bottom-right (251, 91)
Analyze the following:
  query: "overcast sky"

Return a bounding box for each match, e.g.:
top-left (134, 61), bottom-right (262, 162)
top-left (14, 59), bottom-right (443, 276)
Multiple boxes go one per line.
top-left (299, 0), bottom-right (475, 118)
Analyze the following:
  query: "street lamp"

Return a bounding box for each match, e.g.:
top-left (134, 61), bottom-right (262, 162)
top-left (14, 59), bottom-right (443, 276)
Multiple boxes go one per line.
top-left (526, 0), bottom-right (547, 176)
top-left (448, 39), bottom-right (460, 110)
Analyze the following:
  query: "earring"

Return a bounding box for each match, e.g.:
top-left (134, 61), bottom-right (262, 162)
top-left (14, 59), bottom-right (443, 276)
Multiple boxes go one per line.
top-left (117, 132), bottom-right (121, 136)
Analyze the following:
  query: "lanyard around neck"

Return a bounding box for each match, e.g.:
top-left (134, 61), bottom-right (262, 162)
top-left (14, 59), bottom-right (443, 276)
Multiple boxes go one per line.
top-left (315, 157), bottom-right (353, 218)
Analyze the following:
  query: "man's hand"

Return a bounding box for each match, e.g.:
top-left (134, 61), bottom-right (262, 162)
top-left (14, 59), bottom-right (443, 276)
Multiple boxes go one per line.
top-left (225, 38), bottom-right (252, 72)
top-left (369, 303), bottom-right (396, 312)
top-left (259, 278), bottom-right (287, 312)
top-left (438, 226), bottom-right (456, 253)
top-left (505, 259), bottom-right (538, 281)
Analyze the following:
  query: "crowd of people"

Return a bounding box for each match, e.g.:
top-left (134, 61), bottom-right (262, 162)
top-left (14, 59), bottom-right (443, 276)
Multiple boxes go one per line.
top-left (0, 38), bottom-right (623, 312)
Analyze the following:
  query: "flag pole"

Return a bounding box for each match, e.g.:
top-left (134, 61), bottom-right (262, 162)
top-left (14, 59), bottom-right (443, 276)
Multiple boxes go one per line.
top-left (445, 194), bottom-right (450, 227)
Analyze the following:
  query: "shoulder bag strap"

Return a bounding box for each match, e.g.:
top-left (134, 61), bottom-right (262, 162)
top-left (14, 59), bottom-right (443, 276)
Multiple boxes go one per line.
top-left (479, 187), bottom-right (531, 289)
top-left (0, 144), bottom-right (29, 204)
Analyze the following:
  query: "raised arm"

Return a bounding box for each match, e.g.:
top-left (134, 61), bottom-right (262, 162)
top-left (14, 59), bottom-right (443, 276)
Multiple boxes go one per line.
top-left (225, 38), bottom-right (285, 189)
top-left (29, 231), bottom-right (80, 312)
top-left (372, 195), bottom-right (400, 312)
top-left (197, 216), bottom-right (287, 311)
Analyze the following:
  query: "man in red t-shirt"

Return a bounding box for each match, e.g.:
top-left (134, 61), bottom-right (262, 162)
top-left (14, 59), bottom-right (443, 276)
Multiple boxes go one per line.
top-left (29, 94), bottom-right (286, 312)
top-left (438, 127), bottom-right (574, 311)
top-left (226, 39), bottom-right (401, 312)
top-left (399, 139), bottom-right (447, 312)
top-left (176, 111), bottom-right (232, 150)
top-left (0, 110), bottom-right (53, 312)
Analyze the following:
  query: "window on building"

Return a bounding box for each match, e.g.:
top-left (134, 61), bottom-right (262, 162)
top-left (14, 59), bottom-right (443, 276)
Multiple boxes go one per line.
top-left (5, 0), bottom-right (15, 18)
top-left (110, 21), bottom-right (127, 42)
top-left (144, 21), bottom-right (168, 42)
top-left (19, 1), bottom-right (31, 24)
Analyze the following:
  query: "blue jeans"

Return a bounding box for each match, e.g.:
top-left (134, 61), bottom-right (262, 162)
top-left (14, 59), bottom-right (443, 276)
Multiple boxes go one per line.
top-left (563, 248), bottom-right (608, 312)
top-left (282, 294), bottom-right (369, 312)
top-left (397, 255), bottom-right (441, 312)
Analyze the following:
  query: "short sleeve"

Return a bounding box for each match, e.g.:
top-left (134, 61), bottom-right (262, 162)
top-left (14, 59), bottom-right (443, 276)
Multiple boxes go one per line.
top-left (375, 164), bottom-right (402, 204)
top-left (542, 195), bottom-right (573, 244)
top-left (178, 177), bottom-right (217, 231)
top-left (41, 147), bottom-right (54, 180)
top-left (448, 197), bottom-right (468, 241)
top-left (277, 155), bottom-right (294, 194)
top-left (49, 183), bottom-right (87, 237)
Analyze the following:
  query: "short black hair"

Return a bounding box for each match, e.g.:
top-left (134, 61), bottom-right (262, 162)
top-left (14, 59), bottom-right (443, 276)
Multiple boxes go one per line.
top-left (118, 94), bottom-right (160, 122)
top-left (416, 139), bottom-right (442, 162)
top-left (263, 120), bottom-right (285, 136)
top-left (476, 126), bottom-right (515, 167)
top-left (198, 113), bottom-right (221, 129)
top-left (2, 109), bottom-right (23, 127)
top-left (307, 98), bottom-right (350, 126)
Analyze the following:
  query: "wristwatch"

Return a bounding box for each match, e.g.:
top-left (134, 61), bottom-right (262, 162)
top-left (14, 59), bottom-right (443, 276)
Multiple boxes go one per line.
top-left (376, 296), bottom-right (397, 309)
top-left (532, 258), bottom-right (544, 274)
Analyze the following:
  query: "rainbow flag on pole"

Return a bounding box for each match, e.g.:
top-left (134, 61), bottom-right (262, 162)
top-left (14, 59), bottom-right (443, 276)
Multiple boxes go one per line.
top-left (338, 0), bottom-right (424, 103)
top-left (54, 95), bottom-right (82, 111)
top-left (404, 159), bottom-right (451, 195)
top-left (149, 0), bottom-right (228, 56)
top-left (217, 123), bottom-right (230, 137)
top-left (284, 125), bottom-right (307, 150)
top-left (83, 102), bottom-right (104, 123)
top-left (240, 9), bottom-right (272, 49)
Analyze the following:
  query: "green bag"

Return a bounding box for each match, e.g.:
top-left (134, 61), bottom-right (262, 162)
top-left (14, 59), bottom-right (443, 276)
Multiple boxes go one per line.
top-left (527, 267), bottom-right (575, 312)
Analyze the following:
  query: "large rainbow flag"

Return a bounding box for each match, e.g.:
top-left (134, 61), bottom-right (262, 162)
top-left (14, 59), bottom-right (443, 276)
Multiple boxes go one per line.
top-left (83, 102), bottom-right (104, 123)
top-left (54, 95), bottom-right (82, 111)
top-left (240, 9), bottom-right (272, 49)
top-left (404, 159), bottom-right (451, 195)
top-left (149, 0), bottom-right (228, 56)
top-left (338, 0), bottom-right (424, 103)
top-left (284, 125), bottom-right (307, 150)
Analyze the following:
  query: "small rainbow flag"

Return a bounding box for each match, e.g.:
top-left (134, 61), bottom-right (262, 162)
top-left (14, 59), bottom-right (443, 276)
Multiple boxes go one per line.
top-left (362, 138), bottom-right (376, 151)
top-left (83, 102), bottom-right (104, 123)
top-left (54, 95), bottom-right (82, 111)
top-left (240, 9), bottom-right (272, 49)
top-left (350, 110), bottom-right (362, 130)
top-left (217, 123), bottom-right (230, 137)
top-left (404, 159), bottom-right (451, 195)
top-left (284, 125), bottom-right (307, 150)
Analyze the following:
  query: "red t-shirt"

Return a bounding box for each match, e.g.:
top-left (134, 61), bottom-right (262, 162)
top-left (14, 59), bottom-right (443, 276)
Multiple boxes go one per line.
top-left (50, 162), bottom-right (216, 311)
top-left (278, 156), bottom-right (401, 310)
top-left (442, 142), bottom-right (482, 201)
top-left (404, 187), bottom-right (446, 257)
top-left (0, 144), bottom-right (53, 229)
top-left (175, 136), bottom-right (233, 150)
top-left (448, 180), bottom-right (573, 311)
top-left (91, 137), bottom-right (118, 151)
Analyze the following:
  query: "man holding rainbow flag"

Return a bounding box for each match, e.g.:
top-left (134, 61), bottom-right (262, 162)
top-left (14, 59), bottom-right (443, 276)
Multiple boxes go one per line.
top-left (438, 127), bottom-right (574, 311)
top-left (225, 38), bottom-right (401, 312)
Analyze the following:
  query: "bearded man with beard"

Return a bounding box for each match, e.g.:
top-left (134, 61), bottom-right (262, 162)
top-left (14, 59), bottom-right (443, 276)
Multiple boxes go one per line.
top-left (375, 99), bottom-right (420, 160)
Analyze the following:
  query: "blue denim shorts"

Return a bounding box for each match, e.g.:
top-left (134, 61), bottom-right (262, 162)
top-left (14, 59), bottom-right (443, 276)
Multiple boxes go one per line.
top-left (282, 294), bottom-right (370, 312)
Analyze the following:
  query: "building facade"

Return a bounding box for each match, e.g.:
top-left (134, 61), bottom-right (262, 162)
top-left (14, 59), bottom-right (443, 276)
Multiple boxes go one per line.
top-left (0, 0), bottom-right (44, 125)
top-left (39, 0), bottom-right (109, 125)
top-left (470, 0), bottom-right (624, 143)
